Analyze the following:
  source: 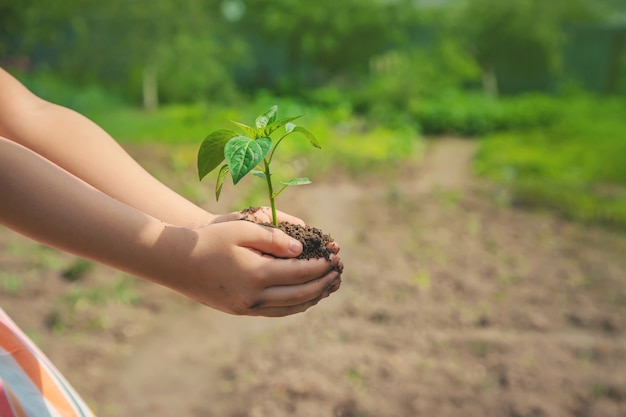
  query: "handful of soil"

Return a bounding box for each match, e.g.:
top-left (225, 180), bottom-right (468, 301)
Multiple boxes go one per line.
top-left (241, 207), bottom-right (342, 272)
top-left (275, 222), bottom-right (335, 260)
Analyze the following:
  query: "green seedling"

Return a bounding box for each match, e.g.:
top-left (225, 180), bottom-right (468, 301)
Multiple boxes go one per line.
top-left (197, 105), bottom-right (321, 226)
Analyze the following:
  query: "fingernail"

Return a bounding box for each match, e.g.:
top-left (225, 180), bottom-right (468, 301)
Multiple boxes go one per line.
top-left (289, 239), bottom-right (303, 254)
top-left (327, 241), bottom-right (340, 254)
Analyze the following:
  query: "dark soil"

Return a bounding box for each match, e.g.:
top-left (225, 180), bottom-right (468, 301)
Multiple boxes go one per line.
top-left (241, 206), bottom-right (341, 269)
top-left (274, 222), bottom-right (336, 261)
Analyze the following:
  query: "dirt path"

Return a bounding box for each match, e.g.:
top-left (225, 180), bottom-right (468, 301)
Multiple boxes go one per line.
top-left (100, 309), bottom-right (299, 414)
top-left (412, 137), bottom-right (477, 193)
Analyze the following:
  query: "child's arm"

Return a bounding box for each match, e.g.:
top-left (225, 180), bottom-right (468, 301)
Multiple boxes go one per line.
top-left (0, 137), bottom-right (341, 316)
top-left (0, 67), bottom-right (213, 227)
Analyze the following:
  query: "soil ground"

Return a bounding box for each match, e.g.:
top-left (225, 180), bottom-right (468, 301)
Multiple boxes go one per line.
top-left (1, 138), bottom-right (625, 416)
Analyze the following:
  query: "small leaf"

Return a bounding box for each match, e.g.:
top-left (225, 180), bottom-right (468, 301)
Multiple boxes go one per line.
top-left (266, 115), bottom-right (302, 136)
top-left (198, 129), bottom-right (239, 180)
top-left (285, 122), bottom-right (296, 133)
top-left (225, 136), bottom-right (272, 184)
top-left (291, 126), bottom-right (322, 149)
top-left (215, 164), bottom-right (230, 201)
top-left (231, 121), bottom-right (257, 138)
top-left (280, 177), bottom-right (312, 186)
top-left (264, 105), bottom-right (279, 124)
top-left (255, 115), bottom-right (268, 131)
top-left (255, 105), bottom-right (278, 130)
top-left (252, 170), bottom-right (267, 180)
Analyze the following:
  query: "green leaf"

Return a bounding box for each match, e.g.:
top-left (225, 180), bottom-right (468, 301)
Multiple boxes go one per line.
top-left (255, 105), bottom-right (278, 130)
top-left (266, 115), bottom-right (303, 136)
top-left (224, 136), bottom-right (272, 184)
top-left (197, 129), bottom-right (239, 180)
top-left (215, 164), bottom-right (230, 201)
top-left (290, 126), bottom-right (322, 149)
top-left (231, 121), bottom-right (257, 138)
top-left (252, 170), bottom-right (267, 180)
top-left (280, 177), bottom-right (312, 186)
top-left (267, 106), bottom-right (278, 124)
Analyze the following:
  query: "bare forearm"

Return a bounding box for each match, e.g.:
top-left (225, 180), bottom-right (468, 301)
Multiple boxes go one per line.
top-left (0, 136), bottom-right (184, 283)
top-left (0, 67), bottom-right (214, 227)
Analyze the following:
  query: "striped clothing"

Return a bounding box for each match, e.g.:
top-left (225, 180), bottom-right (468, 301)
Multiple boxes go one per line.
top-left (0, 308), bottom-right (96, 416)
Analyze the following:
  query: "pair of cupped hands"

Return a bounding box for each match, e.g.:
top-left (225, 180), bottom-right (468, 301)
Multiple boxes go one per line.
top-left (175, 206), bottom-right (342, 318)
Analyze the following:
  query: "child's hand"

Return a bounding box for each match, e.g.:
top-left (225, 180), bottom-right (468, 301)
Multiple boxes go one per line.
top-left (210, 207), bottom-right (341, 255)
top-left (160, 219), bottom-right (342, 317)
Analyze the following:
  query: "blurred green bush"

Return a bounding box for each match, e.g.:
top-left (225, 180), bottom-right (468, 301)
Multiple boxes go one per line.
top-left (411, 92), bottom-right (564, 136)
top-left (16, 71), bottom-right (123, 116)
top-left (475, 96), bottom-right (626, 229)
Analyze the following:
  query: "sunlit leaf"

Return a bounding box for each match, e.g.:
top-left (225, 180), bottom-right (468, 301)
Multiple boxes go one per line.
top-left (215, 164), bottom-right (230, 201)
top-left (280, 177), bottom-right (312, 186)
top-left (266, 115), bottom-right (302, 136)
top-left (255, 116), bottom-right (269, 131)
top-left (231, 121), bottom-right (257, 138)
top-left (197, 129), bottom-right (239, 180)
top-left (289, 126), bottom-right (322, 149)
top-left (255, 105), bottom-right (278, 130)
top-left (252, 170), bottom-right (267, 180)
top-left (224, 136), bottom-right (272, 184)
top-left (265, 105), bottom-right (278, 124)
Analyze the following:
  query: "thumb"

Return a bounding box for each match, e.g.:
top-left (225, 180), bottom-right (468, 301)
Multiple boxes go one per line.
top-left (238, 222), bottom-right (303, 258)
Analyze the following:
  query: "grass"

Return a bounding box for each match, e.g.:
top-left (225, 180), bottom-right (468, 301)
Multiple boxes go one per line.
top-left (49, 275), bottom-right (142, 333)
top-left (474, 95), bottom-right (626, 230)
top-left (0, 272), bottom-right (23, 294)
top-left (91, 103), bottom-right (241, 144)
top-left (87, 95), bottom-right (422, 168)
top-left (410, 270), bottom-right (432, 291)
top-left (5, 242), bottom-right (66, 270)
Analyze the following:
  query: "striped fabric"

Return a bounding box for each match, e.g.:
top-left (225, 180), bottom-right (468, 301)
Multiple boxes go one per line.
top-left (0, 308), bottom-right (96, 417)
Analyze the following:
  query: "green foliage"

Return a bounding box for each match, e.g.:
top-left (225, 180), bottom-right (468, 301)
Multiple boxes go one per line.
top-left (448, 0), bottom-right (607, 94)
top-left (5, 0), bottom-right (623, 105)
top-left (8, 0), bottom-right (626, 110)
top-left (91, 103), bottom-right (243, 144)
top-left (0, 273), bottom-right (23, 295)
top-left (410, 92), bottom-right (564, 136)
top-left (197, 105), bottom-right (321, 225)
top-left (11, 0), bottom-right (246, 105)
top-left (240, 0), bottom-right (419, 88)
top-left (240, 97), bottom-right (422, 175)
top-left (61, 258), bottom-right (95, 282)
top-left (328, 123), bottom-right (421, 174)
top-left (355, 38), bottom-right (481, 116)
top-left (15, 71), bottom-right (122, 116)
top-left (475, 96), bottom-right (626, 229)
top-left (49, 275), bottom-right (141, 333)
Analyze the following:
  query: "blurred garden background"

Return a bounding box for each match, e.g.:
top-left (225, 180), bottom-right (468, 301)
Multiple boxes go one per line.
top-left (2, 0), bottom-right (625, 227)
top-left (1, 0), bottom-right (626, 416)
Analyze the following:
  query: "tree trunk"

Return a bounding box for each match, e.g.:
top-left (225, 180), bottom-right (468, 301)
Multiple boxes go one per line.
top-left (606, 32), bottom-right (624, 95)
top-left (482, 65), bottom-right (499, 98)
top-left (142, 63), bottom-right (159, 111)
